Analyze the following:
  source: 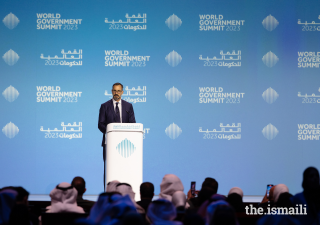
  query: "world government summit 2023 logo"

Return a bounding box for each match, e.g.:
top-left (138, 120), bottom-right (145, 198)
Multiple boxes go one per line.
top-left (2, 122), bottom-right (19, 139)
top-left (3, 13), bottom-right (20, 29)
top-left (116, 139), bottom-right (136, 158)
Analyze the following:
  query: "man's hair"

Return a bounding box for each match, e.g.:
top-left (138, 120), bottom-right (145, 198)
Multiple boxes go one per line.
top-left (0, 186), bottom-right (29, 202)
top-left (140, 182), bottom-right (154, 199)
top-left (201, 177), bottom-right (218, 194)
top-left (71, 176), bottom-right (86, 196)
top-left (14, 187), bottom-right (29, 202)
top-left (112, 82), bottom-right (123, 90)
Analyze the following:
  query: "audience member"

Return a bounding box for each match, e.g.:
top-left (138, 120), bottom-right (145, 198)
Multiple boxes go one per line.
top-left (182, 213), bottom-right (205, 225)
top-left (205, 200), bottom-right (234, 224)
top-left (78, 192), bottom-right (136, 225)
top-left (188, 178), bottom-right (218, 209)
top-left (256, 214), bottom-right (301, 225)
top-left (291, 167), bottom-right (320, 225)
top-left (8, 187), bottom-right (38, 225)
top-left (277, 192), bottom-right (293, 208)
top-left (136, 182), bottom-right (154, 213)
top-left (273, 184), bottom-right (289, 204)
top-left (46, 182), bottom-right (85, 213)
top-left (159, 174), bottom-right (184, 202)
top-left (71, 177), bottom-right (95, 211)
top-left (106, 180), bottom-right (120, 192)
top-left (147, 199), bottom-right (182, 225)
top-left (172, 191), bottom-right (186, 208)
top-left (116, 183), bottom-right (145, 213)
top-left (121, 211), bottom-right (145, 225)
top-left (0, 188), bottom-right (18, 225)
top-left (201, 178), bottom-right (219, 194)
top-left (227, 187), bottom-right (245, 213)
top-left (210, 204), bottom-right (238, 225)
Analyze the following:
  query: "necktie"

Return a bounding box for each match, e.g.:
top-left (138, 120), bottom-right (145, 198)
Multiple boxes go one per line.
top-left (115, 102), bottom-right (120, 122)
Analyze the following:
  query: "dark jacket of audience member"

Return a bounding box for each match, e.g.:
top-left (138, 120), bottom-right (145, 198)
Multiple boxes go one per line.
top-left (0, 189), bottom-right (18, 225)
top-left (136, 182), bottom-right (154, 213)
top-left (291, 167), bottom-right (320, 225)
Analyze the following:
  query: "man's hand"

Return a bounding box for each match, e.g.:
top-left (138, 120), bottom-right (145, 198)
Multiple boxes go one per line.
top-left (187, 189), bottom-right (199, 200)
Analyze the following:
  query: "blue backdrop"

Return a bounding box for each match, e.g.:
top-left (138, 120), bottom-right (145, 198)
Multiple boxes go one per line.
top-left (1, 0), bottom-right (320, 196)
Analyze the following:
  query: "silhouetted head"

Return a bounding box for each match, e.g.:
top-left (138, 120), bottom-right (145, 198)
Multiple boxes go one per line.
top-left (71, 176), bottom-right (86, 196)
top-left (140, 182), bottom-right (154, 199)
top-left (201, 178), bottom-right (218, 194)
top-left (302, 167), bottom-right (320, 191)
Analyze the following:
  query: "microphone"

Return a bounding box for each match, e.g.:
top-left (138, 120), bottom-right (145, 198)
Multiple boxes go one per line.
top-left (126, 110), bottom-right (129, 114)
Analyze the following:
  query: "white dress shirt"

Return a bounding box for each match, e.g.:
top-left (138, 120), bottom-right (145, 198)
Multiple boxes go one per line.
top-left (112, 98), bottom-right (122, 122)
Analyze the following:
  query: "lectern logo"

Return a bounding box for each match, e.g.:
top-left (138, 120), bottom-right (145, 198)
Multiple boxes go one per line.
top-left (3, 13), bottom-right (20, 29)
top-left (165, 14), bottom-right (182, 31)
top-left (3, 86), bottom-right (19, 102)
top-left (3, 50), bottom-right (19, 66)
top-left (165, 87), bottom-right (182, 103)
top-left (165, 123), bottom-right (182, 139)
top-left (262, 51), bottom-right (279, 67)
top-left (165, 51), bottom-right (182, 67)
top-left (2, 122), bottom-right (19, 138)
top-left (262, 87), bottom-right (279, 104)
top-left (116, 138), bottom-right (136, 158)
top-left (262, 123), bottom-right (279, 140)
top-left (262, 15), bottom-right (279, 31)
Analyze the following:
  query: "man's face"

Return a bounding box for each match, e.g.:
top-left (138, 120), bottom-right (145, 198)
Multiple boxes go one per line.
top-left (112, 85), bottom-right (123, 101)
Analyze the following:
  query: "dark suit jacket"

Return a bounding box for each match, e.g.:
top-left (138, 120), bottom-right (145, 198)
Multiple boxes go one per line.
top-left (98, 99), bottom-right (136, 146)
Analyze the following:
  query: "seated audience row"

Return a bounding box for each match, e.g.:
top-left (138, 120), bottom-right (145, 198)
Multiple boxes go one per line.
top-left (1, 166), bottom-right (320, 225)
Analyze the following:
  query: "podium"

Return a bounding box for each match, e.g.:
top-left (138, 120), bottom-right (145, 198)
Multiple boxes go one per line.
top-left (106, 123), bottom-right (143, 201)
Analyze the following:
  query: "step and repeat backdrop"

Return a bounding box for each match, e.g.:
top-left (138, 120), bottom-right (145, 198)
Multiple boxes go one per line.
top-left (1, 0), bottom-right (320, 196)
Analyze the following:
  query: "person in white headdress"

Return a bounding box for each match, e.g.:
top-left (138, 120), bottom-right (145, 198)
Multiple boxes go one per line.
top-left (159, 174), bottom-right (184, 202)
top-left (172, 191), bottom-right (186, 208)
top-left (46, 182), bottom-right (85, 213)
top-left (227, 187), bottom-right (245, 212)
top-left (228, 187), bottom-right (243, 198)
top-left (273, 184), bottom-right (289, 203)
top-left (106, 180), bottom-right (120, 192)
top-left (159, 174), bottom-right (190, 209)
top-left (147, 199), bottom-right (182, 225)
top-left (116, 183), bottom-right (145, 214)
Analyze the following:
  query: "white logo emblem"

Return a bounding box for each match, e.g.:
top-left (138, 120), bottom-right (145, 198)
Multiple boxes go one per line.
top-left (2, 85), bottom-right (19, 102)
top-left (116, 138), bottom-right (136, 158)
top-left (2, 122), bottom-right (19, 138)
top-left (3, 13), bottom-right (20, 29)
top-left (165, 50), bottom-right (182, 67)
top-left (262, 15), bottom-right (279, 31)
top-left (165, 87), bottom-right (182, 103)
top-left (165, 14), bottom-right (182, 31)
top-left (165, 123), bottom-right (182, 139)
top-left (3, 49), bottom-right (19, 66)
top-left (262, 87), bottom-right (279, 104)
top-left (262, 51), bottom-right (279, 67)
top-left (262, 123), bottom-right (279, 140)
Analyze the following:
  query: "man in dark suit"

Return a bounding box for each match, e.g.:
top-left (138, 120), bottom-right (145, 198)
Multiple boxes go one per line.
top-left (98, 82), bottom-right (136, 189)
